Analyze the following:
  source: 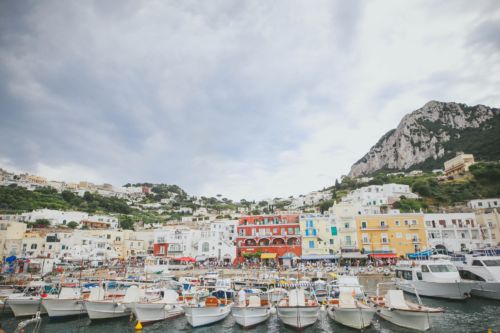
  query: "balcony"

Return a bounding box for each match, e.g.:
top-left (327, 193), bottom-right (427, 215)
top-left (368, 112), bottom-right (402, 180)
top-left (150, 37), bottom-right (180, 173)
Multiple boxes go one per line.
top-left (409, 225), bottom-right (421, 229)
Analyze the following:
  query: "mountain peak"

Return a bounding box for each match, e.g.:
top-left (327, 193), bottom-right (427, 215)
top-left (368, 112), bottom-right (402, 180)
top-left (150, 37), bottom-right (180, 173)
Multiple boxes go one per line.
top-left (349, 101), bottom-right (500, 177)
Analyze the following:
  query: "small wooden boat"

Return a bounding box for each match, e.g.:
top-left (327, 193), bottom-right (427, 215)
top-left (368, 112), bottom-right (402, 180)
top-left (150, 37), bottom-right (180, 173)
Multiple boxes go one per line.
top-left (232, 294), bottom-right (271, 328)
top-left (327, 289), bottom-right (375, 329)
top-left (42, 287), bottom-right (85, 318)
top-left (183, 296), bottom-right (232, 327)
top-left (132, 289), bottom-right (184, 324)
top-left (371, 284), bottom-right (444, 331)
top-left (276, 288), bottom-right (320, 329)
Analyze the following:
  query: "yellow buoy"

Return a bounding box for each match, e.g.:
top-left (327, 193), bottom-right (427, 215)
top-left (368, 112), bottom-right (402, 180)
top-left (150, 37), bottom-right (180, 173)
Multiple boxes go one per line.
top-left (487, 329), bottom-right (492, 333)
top-left (135, 321), bottom-right (143, 331)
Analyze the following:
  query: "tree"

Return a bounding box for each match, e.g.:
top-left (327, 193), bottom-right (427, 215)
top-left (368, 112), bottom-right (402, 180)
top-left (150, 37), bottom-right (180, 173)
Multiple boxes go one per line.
top-left (67, 221), bottom-right (79, 229)
top-left (119, 215), bottom-right (135, 230)
top-left (319, 200), bottom-right (334, 214)
top-left (34, 219), bottom-right (51, 228)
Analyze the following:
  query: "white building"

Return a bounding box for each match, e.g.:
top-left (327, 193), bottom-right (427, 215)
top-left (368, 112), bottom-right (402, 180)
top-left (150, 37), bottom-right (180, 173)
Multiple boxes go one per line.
top-left (424, 213), bottom-right (490, 253)
top-left (342, 183), bottom-right (418, 210)
top-left (19, 209), bottom-right (118, 229)
top-left (153, 222), bottom-right (237, 262)
top-left (20, 209), bottom-right (88, 227)
top-left (468, 199), bottom-right (500, 210)
top-left (289, 191), bottom-right (331, 209)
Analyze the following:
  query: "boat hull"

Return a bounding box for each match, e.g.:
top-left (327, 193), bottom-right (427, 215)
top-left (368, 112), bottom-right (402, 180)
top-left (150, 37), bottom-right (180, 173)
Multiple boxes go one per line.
top-left (276, 306), bottom-right (320, 329)
top-left (85, 301), bottom-right (130, 320)
top-left (42, 298), bottom-right (85, 318)
top-left (470, 282), bottom-right (500, 300)
top-left (183, 305), bottom-right (232, 327)
top-left (8, 298), bottom-right (47, 317)
top-left (132, 303), bottom-right (184, 324)
top-left (327, 306), bottom-right (375, 329)
top-left (377, 308), bottom-right (440, 331)
top-left (397, 281), bottom-right (473, 300)
top-left (232, 306), bottom-right (270, 327)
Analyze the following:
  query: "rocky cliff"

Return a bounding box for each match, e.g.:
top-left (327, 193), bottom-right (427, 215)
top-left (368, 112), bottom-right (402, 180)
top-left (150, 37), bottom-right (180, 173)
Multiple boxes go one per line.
top-left (349, 101), bottom-right (500, 177)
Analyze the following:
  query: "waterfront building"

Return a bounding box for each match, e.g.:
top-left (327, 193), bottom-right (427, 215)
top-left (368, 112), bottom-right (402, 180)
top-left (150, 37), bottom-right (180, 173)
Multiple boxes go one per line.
top-left (329, 203), bottom-right (359, 254)
top-left (299, 213), bottom-right (339, 257)
top-left (424, 213), bottom-right (486, 252)
top-left (0, 220), bottom-right (26, 259)
top-left (475, 209), bottom-right (500, 247)
top-left (235, 214), bottom-right (301, 264)
top-left (355, 213), bottom-right (427, 258)
top-left (444, 152), bottom-right (475, 176)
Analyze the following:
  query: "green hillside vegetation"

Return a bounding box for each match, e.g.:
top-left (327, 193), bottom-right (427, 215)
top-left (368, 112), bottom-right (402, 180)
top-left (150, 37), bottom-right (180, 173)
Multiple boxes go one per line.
top-left (407, 112), bottom-right (500, 172)
top-left (0, 185), bottom-right (131, 214)
top-left (332, 162), bottom-right (500, 212)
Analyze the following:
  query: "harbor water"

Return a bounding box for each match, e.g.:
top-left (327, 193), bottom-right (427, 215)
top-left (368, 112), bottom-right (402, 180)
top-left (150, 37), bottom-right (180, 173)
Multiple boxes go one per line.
top-left (1, 276), bottom-right (499, 333)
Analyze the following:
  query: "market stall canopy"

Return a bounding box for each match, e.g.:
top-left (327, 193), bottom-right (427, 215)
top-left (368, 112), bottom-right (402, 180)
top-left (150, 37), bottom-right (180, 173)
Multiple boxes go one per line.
top-left (301, 254), bottom-right (338, 260)
top-left (341, 252), bottom-right (368, 259)
top-left (195, 255), bottom-right (207, 262)
top-left (279, 252), bottom-right (296, 259)
top-left (261, 253), bottom-right (277, 259)
top-left (368, 253), bottom-right (397, 258)
top-left (177, 257), bottom-right (196, 262)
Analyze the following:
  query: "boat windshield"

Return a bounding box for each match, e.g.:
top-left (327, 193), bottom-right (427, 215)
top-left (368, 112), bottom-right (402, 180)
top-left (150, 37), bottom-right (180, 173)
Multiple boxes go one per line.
top-left (483, 259), bottom-right (500, 267)
top-left (428, 264), bottom-right (457, 272)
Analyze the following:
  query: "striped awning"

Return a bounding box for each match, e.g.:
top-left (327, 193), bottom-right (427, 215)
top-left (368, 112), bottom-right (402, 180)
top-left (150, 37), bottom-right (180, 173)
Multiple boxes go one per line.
top-left (301, 254), bottom-right (338, 260)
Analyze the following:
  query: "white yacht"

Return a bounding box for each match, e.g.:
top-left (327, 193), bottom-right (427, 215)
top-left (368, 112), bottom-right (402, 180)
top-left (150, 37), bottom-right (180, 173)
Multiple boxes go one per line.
top-left (455, 255), bottom-right (500, 300)
top-left (394, 256), bottom-right (474, 300)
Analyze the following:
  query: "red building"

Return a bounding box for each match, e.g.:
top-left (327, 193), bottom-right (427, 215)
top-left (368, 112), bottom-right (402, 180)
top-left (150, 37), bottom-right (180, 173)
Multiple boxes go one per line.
top-left (153, 243), bottom-right (168, 256)
top-left (236, 214), bottom-right (301, 263)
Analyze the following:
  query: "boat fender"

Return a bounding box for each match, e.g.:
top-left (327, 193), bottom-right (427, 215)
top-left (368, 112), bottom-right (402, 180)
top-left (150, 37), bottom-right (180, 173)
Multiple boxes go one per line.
top-left (389, 307), bottom-right (394, 311)
top-left (270, 307), bottom-right (276, 314)
top-left (164, 304), bottom-right (172, 310)
top-left (116, 302), bottom-right (121, 307)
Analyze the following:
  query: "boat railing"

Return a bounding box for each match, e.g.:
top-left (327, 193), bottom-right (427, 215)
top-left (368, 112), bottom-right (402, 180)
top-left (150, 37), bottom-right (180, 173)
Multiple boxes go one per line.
top-left (14, 311), bottom-right (42, 333)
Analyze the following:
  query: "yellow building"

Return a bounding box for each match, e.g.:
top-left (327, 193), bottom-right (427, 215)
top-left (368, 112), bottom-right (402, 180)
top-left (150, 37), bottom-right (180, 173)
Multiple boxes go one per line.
top-left (0, 221), bottom-right (27, 259)
top-left (475, 209), bottom-right (500, 246)
top-left (300, 213), bottom-right (339, 256)
top-left (444, 152), bottom-right (475, 176)
top-left (355, 213), bottom-right (428, 258)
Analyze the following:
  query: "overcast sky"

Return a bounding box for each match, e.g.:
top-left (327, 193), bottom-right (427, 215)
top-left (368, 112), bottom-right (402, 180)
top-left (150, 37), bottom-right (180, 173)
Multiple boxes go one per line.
top-left (1, 1), bottom-right (499, 200)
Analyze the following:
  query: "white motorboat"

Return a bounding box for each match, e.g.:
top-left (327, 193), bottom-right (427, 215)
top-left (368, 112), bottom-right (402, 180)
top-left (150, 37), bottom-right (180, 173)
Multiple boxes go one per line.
top-left (132, 289), bottom-right (184, 324)
top-left (372, 284), bottom-right (444, 331)
top-left (232, 294), bottom-right (271, 328)
top-left (7, 281), bottom-right (51, 317)
top-left (395, 256), bottom-right (474, 300)
top-left (312, 279), bottom-right (328, 303)
top-left (455, 255), bottom-right (500, 300)
top-left (42, 287), bottom-right (85, 318)
top-left (85, 285), bottom-right (143, 320)
top-left (276, 288), bottom-right (320, 329)
top-left (327, 283), bottom-right (375, 329)
top-left (267, 287), bottom-right (288, 304)
top-left (183, 296), bottom-right (232, 327)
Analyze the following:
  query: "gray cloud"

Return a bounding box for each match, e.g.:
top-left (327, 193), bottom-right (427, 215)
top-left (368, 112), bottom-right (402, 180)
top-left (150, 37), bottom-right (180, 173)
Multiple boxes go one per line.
top-left (0, 1), bottom-right (499, 199)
